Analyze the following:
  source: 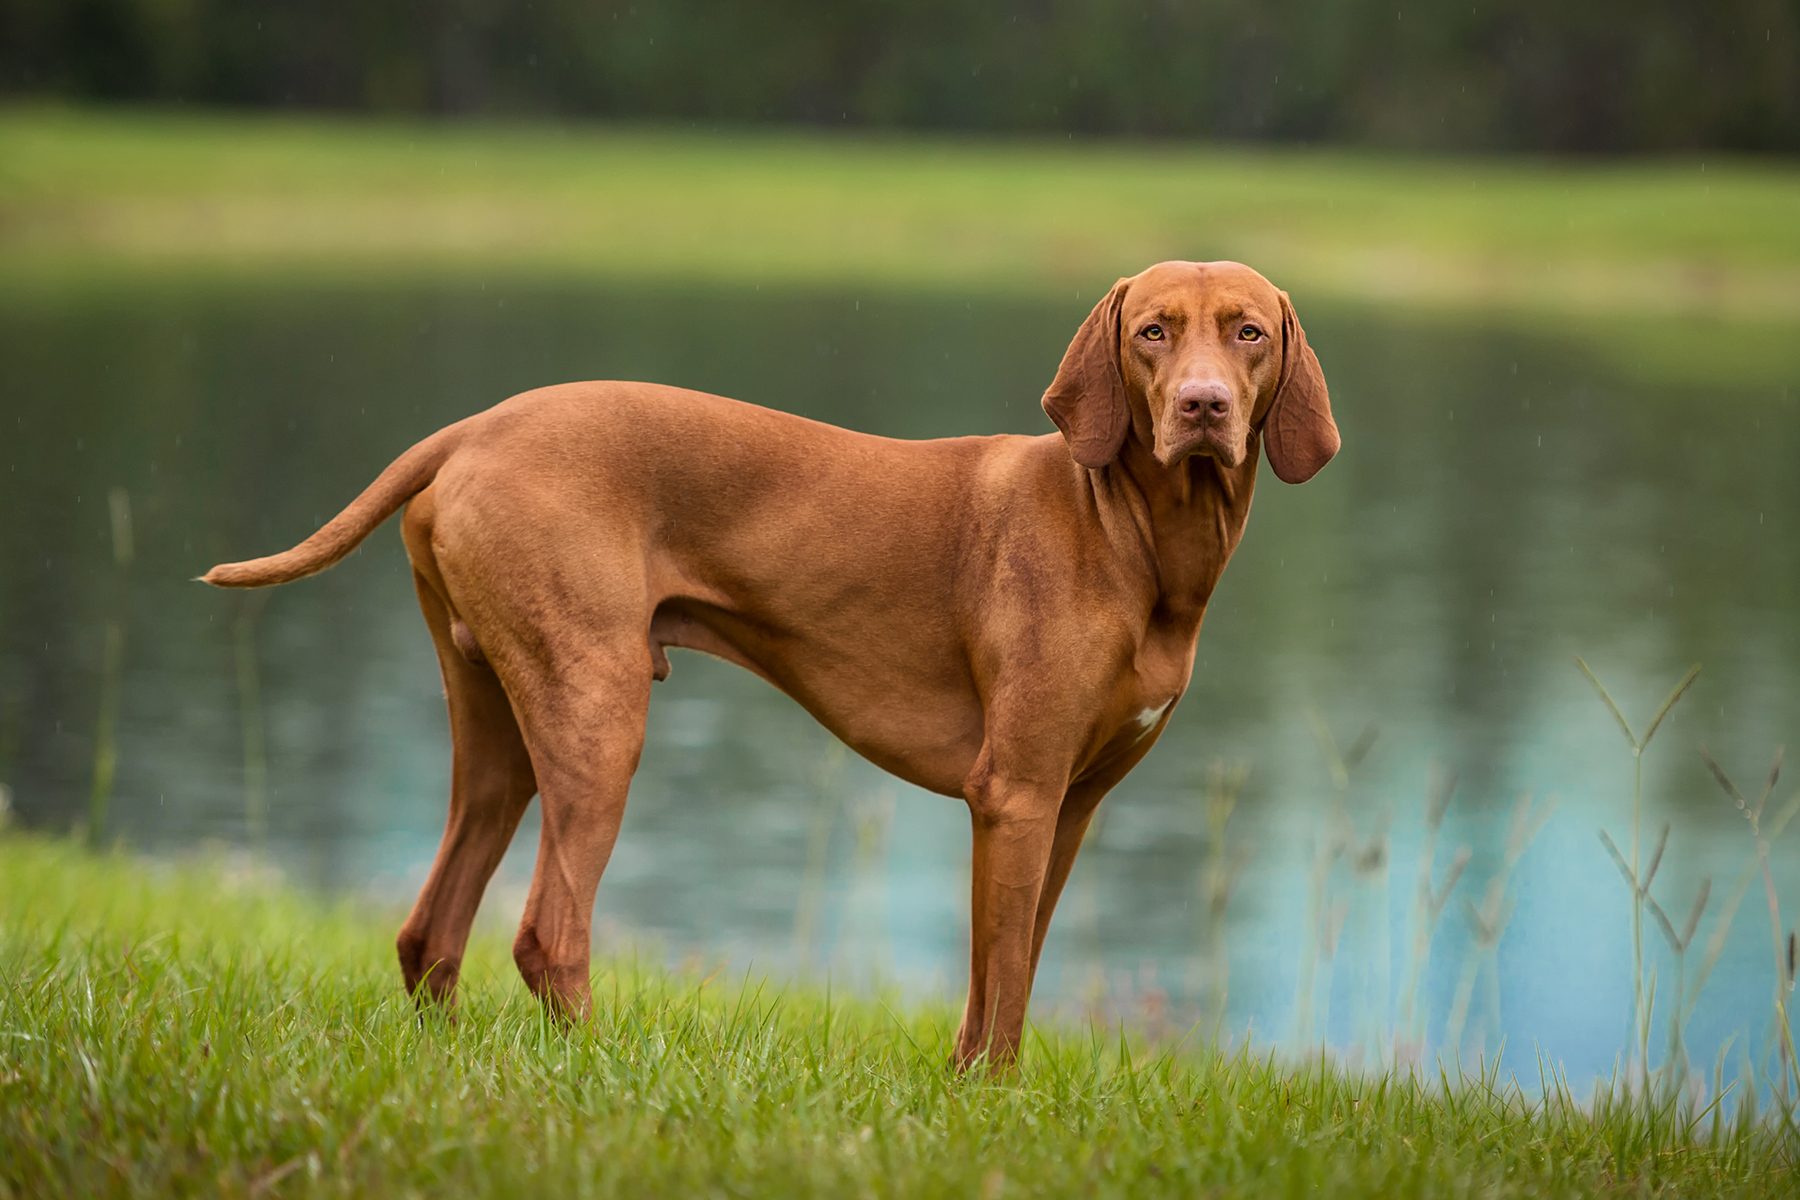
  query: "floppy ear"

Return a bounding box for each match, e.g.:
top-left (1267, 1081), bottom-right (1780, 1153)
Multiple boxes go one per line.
top-left (1264, 291), bottom-right (1339, 484)
top-left (1042, 278), bottom-right (1131, 469)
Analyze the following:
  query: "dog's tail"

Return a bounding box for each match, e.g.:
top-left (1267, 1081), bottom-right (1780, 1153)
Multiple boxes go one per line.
top-left (199, 422), bottom-right (466, 589)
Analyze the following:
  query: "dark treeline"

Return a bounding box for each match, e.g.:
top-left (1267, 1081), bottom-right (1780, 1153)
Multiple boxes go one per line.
top-left (4, 0), bottom-right (1796, 153)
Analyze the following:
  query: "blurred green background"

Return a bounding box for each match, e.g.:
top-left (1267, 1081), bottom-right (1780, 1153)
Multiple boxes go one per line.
top-left (4, 0), bottom-right (1796, 151)
top-left (0, 1), bottom-right (1796, 1087)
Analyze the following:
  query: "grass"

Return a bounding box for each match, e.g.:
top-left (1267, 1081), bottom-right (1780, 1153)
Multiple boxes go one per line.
top-left (3, 105), bottom-right (1800, 325)
top-left (1, 833), bottom-right (1795, 1198)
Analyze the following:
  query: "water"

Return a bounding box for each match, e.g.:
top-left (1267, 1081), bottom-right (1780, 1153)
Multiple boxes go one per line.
top-left (2, 276), bottom-right (1797, 1087)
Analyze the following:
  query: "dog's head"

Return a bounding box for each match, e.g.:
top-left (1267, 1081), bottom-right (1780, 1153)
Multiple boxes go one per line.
top-left (1042, 261), bottom-right (1337, 483)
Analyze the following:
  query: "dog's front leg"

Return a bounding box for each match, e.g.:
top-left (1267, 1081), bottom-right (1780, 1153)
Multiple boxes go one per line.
top-left (953, 776), bottom-right (1060, 1071)
top-left (1026, 780), bottom-right (1110, 986)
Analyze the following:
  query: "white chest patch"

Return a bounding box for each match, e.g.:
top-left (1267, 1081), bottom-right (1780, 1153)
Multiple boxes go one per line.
top-left (1131, 699), bottom-right (1174, 739)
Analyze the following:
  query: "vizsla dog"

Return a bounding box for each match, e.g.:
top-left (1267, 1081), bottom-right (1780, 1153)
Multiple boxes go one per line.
top-left (203, 260), bottom-right (1337, 1068)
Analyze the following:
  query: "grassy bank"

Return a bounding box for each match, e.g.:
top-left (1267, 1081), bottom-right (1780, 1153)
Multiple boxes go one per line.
top-left (0, 834), bottom-right (1793, 1198)
top-left (4, 106), bottom-right (1799, 322)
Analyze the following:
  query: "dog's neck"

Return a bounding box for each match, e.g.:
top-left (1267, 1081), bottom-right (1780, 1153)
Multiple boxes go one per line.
top-left (1094, 435), bottom-right (1260, 630)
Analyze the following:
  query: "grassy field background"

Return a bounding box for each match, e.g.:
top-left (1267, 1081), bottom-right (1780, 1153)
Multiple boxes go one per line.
top-left (2, 833), bottom-right (1795, 1198)
top-left (4, 106), bottom-right (1799, 326)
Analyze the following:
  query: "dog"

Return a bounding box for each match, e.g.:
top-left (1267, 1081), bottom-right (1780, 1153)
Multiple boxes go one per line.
top-left (203, 259), bottom-right (1337, 1068)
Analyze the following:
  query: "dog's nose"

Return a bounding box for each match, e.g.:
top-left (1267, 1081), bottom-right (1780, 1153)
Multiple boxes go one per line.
top-left (1176, 381), bottom-right (1232, 421)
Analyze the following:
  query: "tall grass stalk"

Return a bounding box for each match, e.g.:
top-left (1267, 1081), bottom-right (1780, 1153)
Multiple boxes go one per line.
top-left (1445, 792), bottom-right (1554, 1058)
top-left (1699, 745), bottom-right (1800, 1103)
top-left (86, 486), bottom-right (133, 847)
top-left (1294, 714), bottom-right (1377, 1047)
top-left (791, 745), bottom-right (847, 965)
top-left (1195, 761), bottom-right (1248, 1032)
top-left (846, 783), bottom-right (896, 986)
top-left (1576, 658), bottom-right (1700, 1094)
top-left (232, 592), bottom-right (269, 845)
top-left (1294, 844), bottom-right (1346, 1048)
top-left (1599, 822), bottom-right (1712, 1096)
top-left (1400, 767), bottom-right (1470, 1060)
top-left (0, 684), bottom-right (20, 779)
top-left (0, 685), bottom-right (20, 828)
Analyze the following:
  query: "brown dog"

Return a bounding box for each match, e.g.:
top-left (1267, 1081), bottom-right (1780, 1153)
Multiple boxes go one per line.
top-left (203, 259), bottom-right (1336, 1067)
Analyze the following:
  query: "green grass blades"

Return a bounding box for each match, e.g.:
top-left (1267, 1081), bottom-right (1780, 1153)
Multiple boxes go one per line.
top-left (1, 835), bottom-right (1794, 1198)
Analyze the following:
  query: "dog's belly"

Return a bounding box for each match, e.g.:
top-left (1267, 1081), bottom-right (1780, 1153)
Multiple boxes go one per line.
top-left (649, 598), bottom-right (984, 798)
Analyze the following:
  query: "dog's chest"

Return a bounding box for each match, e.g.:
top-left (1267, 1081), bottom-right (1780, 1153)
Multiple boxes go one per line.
top-left (1127, 696), bottom-right (1176, 740)
top-left (1090, 688), bottom-right (1180, 766)
top-left (1114, 627), bottom-right (1196, 744)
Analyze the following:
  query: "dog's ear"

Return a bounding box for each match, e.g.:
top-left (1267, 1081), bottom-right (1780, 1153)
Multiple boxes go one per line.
top-left (1263, 290), bottom-right (1339, 484)
top-left (1043, 278), bottom-right (1131, 469)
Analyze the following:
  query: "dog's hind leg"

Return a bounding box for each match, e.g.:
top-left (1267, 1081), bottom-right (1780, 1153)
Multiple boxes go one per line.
top-left (507, 639), bottom-right (651, 1023)
top-left (395, 571), bottom-right (537, 1008)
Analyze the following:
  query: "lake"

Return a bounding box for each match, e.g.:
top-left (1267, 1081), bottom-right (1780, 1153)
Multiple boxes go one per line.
top-left (2, 275), bottom-right (1796, 1089)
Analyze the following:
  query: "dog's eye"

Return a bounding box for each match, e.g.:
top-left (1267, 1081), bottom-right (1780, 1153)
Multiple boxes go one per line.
top-left (1238, 325), bottom-right (1264, 342)
top-left (1140, 324), bottom-right (1164, 341)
